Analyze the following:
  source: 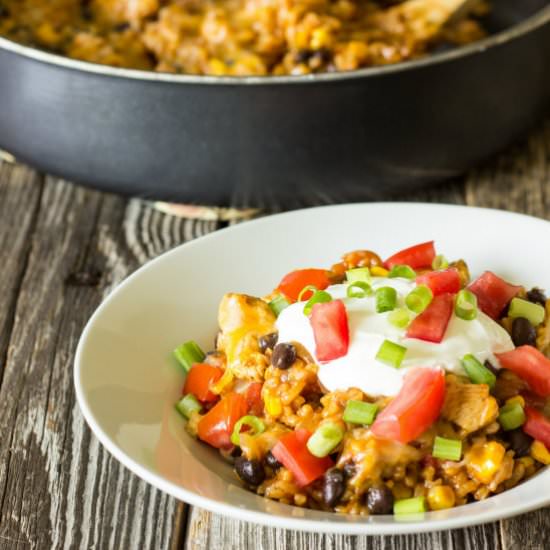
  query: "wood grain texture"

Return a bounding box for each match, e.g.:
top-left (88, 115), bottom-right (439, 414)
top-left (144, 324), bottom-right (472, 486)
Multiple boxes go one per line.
top-left (0, 171), bottom-right (218, 549)
top-left (0, 118), bottom-right (549, 550)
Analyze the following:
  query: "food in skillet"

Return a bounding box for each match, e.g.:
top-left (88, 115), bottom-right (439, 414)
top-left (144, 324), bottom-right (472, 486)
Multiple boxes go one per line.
top-left (172, 241), bottom-right (550, 516)
top-left (0, 0), bottom-right (488, 75)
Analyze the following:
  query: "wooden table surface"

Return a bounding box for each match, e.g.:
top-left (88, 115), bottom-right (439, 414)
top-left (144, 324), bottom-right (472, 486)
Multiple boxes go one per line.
top-left (1, 119), bottom-right (550, 550)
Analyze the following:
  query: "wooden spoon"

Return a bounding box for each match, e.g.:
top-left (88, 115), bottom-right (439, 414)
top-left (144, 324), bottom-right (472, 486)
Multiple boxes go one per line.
top-left (385, 0), bottom-right (482, 42)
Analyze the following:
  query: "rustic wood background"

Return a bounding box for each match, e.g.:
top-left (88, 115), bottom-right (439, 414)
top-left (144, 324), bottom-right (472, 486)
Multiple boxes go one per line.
top-left (0, 118), bottom-right (549, 549)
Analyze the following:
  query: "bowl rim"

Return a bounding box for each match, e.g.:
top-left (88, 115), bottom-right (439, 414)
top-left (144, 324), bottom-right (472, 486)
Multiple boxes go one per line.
top-left (74, 202), bottom-right (550, 535)
top-left (1, 4), bottom-right (550, 86)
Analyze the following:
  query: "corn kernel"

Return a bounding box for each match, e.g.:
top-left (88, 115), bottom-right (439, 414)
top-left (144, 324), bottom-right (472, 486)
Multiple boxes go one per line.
top-left (371, 266), bottom-right (389, 277)
top-left (210, 368), bottom-right (234, 395)
top-left (505, 395), bottom-right (525, 408)
top-left (530, 440), bottom-right (550, 465)
top-left (265, 394), bottom-right (282, 416)
top-left (465, 441), bottom-right (506, 484)
top-left (518, 456), bottom-right (534, 468)
top-left (207, 59), bottom-right (228, 75)
top-left (310, 28), bottom-right (332, 50)
top-left (35, 22), bottom-right (61, 47)
top-left (427, 485), bottom-right (455, 510)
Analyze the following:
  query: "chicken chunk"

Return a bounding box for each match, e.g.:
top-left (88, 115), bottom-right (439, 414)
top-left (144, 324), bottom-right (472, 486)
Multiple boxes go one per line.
top-left (217, 293), bottom-right (276, 381)
top-left (441, 375), bottom-right (498, 434)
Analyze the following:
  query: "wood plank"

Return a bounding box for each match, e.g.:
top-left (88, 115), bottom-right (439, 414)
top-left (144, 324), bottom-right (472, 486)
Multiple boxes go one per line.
top-left (0, 175), bottom-right (218, 549)
top-left (0, 163), bottom-right (42, 382)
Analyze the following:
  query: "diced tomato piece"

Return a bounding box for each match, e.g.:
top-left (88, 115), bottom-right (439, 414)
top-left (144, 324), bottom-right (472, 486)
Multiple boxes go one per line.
top-left (197, 392), bottom-right (248, 449)
top-left (271, 429), bottom-right (333, 487)
top-left (384, 241), bottom-right (436, 270)
top-left (467, 271), bottom-right (521, 320)
top-left (406, 293), bottom-right (454, 343)
top-left (245, 382), bottom-right (263, 415)
top-left (277, 269), bottom-right (331, 302)
top-left (416, 269), bottom-right (461, 296)
top-left (371, 367), bottom-right (446, 444)
top-left (310, 300), bottom-right (349, 362)
top-left (523, 406), bottom-right (550, 450)
top-left (183, 363), bottom-right (223, 403)
top-left (496, 346), bottom-right (550, 397)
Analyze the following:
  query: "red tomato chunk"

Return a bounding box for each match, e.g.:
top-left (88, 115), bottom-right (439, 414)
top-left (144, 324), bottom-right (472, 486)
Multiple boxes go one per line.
top-left (371, 367), bottom-right (446, 444)
top-left (416, 268), bottom-right (461, 296)
top-left (183, 363), bottom-right (223, 403)
top-left (245, 382), bottom-right (264, 416)
top-left (467, 271), bottom-right (521, 320)
top-left (271, 429), bottom-right (333, 487)
top-left (197, 393), bottom-right (248, 449)
top-left (384, 241), bottom-right (436, 270)
top-left (523, 407), bottom-right (550, 450)
top-left (277, 269), bottom-right (332, 302)
top-left (406, 293), bottom-right (454, 344)
top-left (496, 346), bottom-right (550, 397)
top-left (310, 299), bottom-right (350, 362)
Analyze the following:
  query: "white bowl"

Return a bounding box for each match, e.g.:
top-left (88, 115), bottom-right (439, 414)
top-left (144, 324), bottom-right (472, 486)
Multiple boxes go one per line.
top-left (75, 203), bottom-right (550, 534)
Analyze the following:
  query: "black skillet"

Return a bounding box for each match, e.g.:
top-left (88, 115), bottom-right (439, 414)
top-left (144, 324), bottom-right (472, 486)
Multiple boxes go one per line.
top-left (0, 0), bottom-right (549, 206)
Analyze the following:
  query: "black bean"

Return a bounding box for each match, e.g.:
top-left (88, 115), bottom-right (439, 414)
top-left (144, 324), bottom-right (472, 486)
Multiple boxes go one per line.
top-left (264, 450), bottom-right (282, 470)
top-left (505, 428), bottom-right (533, 457)
top-left (235, 457), bottom-right (265, 486)
top-left (343, 462), bottom-right (356, 479)
top-left (527, 288), bottom-right (547, 307)
top-left (230, 446), bottom-right (243, 458)
top-left (259, 332), bottom-right (278, 353)
top-left (81, 1), bottom-right (93, 21)
top-left (322, 469), bottom-right (346, 507)
top-left (511, 317), bottom-right (537, 347)
top-left (366, 485), bottom-right (394, 515)
top-left (312, 48), bottom-right (332, 63)
top-left (484, 360), bottom-right (499, 376)
top-left (295, 49), bottom-right (313, 64)
top-left (271, 343), bottom-right (296, 370)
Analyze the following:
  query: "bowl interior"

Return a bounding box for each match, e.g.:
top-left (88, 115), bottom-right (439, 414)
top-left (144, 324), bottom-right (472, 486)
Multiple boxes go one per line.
top-left (75, 203), bottom-right (550, 534)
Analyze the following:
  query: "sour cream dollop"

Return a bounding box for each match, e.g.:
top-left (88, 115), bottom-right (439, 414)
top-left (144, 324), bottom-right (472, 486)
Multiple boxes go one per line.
top-left (276, 278), bottom-right (514, 397)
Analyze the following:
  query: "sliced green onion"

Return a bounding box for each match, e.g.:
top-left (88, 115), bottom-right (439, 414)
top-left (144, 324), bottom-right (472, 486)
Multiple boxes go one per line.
top-left (499, 402), bottom-right (526, 431)
top-left (343, 400), bottom-right (378, 425)
top-left (175, 394), bottom-right (202, 419)
top-left (455, 289), bottom-right (478, 321)
top-left (346, 267), bottom-right (371, 283)
top-left (405, 284), bottom-right (433, 314)
top-left (306, 422), bottom-right (345, 457)
top-left (297, 285), bottom-right (318, 302)
top-left (347, 281), bottom-right (373, 298)
top-left (508, 297), bottom-right (545, 326)
top-left (388, 265), bottom-right (416, 280)
top-left (388, 308), bottom-right (412, 329)
top-left (230, 415), bottom-right (266, 446)
top-left (173, 340), bottom-right (206, 372)
top-left (268, 295), bottom-right (291, 317)
top-left (304, 290), bottom-right (332, 315)
top-left (432, 436), bottom-right (462, 461)
top-left (461, 354), bottom-right (496, 389)
top-left (376, 286), bottom-right (397, 313)
top-left (432, 254), bottom-right (449, 270)
top-left (376, 339), bottom-right (407, 368)
top-left (394, 496), bottom-right (427, 516)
